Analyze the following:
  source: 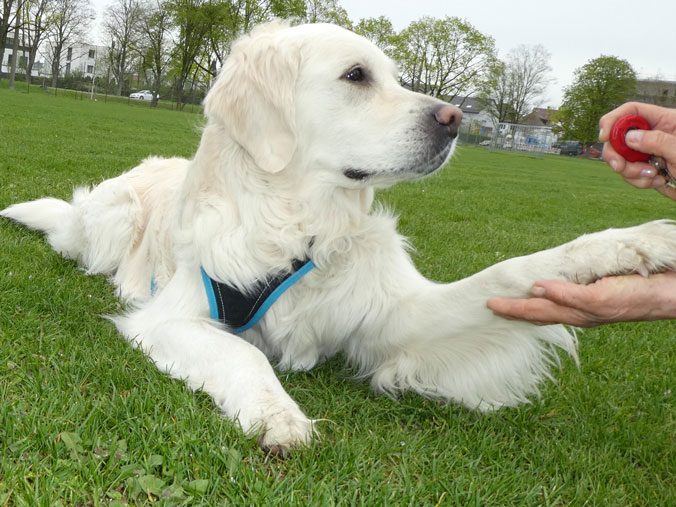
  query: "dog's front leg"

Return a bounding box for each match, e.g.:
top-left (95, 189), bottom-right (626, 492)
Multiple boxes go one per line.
top-left (364, 220), bottom-right (676, 411)
top-left (114, 268), bottom-right (314, 453)
top-left (362, 272), bottom-right (574, 412)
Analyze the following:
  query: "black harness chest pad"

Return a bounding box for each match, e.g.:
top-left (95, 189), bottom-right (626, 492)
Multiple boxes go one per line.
top-left (201, 258), bottom-right (315, 334)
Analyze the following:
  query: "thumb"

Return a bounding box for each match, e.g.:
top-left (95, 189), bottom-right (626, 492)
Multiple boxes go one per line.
top-left (530, 280), bottom-right (594, 309)
top-left (626, 129), bottom-right (676, 165)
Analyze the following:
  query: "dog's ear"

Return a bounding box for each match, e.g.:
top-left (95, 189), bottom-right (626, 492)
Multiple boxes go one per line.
top-left (204, 25), bottom-right (300, 174)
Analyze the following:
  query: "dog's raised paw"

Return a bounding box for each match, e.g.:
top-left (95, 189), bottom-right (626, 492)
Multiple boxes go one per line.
top-left (563, 219), bottom-right (676, 283)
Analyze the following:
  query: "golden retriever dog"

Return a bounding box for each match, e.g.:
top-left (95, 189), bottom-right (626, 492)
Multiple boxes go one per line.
top-left (4, 21), bottom-right (676, 453)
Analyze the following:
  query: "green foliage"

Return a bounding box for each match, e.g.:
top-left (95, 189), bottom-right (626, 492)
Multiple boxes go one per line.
top-left (270, 0), bottom-right (307, 19)
top-left (1, 90), bottom-right (675, 504)
top-left (557, 55), bottom-right (637, 145)
top-left (301, 0), bottom-right (351, 28)
top-left (354, 15), bottom-right (398, 57)
top-left (167, 0), bottom-right (222, 106)
top-left (395, 16), bottom-right (497, 99)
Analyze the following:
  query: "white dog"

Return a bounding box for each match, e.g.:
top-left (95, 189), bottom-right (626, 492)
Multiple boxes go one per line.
top-left (3, 21), bottom-right (676, 453)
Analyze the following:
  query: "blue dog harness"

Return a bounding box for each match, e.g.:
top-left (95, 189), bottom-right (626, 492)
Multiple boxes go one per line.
top-left (200, 258), bottom-right (315, 334)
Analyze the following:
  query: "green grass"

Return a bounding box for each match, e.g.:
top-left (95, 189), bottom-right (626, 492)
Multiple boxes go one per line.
top-left (1, 89), bottom-right (675, 505)
top-left (0, 78), bottom-right (204, 114)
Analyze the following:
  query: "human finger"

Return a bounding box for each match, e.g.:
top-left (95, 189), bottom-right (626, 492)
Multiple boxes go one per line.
top-left (601, 141), bottom-right (630, 177)
top-left (487, 296), bottom-right (599, 327)
top-left (625, 129), bottom-right (676, 168)
top-left (599, 102), bottom-right (671, 140)
top-left (599, 102), bottom-right (645, 141)
top-left (622, 174), bottom-right (666, 189)
top-left (654, 184), bottom-right (676, 201)
top-left (601, 139), bottom-right (673, 192)
top-left (605, 156), bottom-right (660, 182)
top-left (528, 280), bottom-right (599, 308)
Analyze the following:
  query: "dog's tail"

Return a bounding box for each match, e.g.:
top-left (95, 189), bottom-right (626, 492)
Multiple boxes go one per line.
top-left (1, 177), bottom-right (143, 275)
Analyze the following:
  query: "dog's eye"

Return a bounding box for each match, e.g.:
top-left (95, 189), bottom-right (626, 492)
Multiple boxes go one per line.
top-left (345, 67), bottom-right (365, 82)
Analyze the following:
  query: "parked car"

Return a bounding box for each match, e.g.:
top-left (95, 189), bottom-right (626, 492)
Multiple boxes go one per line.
top-left (129, 90), bottom-right (157, 101)
top-left (552, 140), bottom-right (583, 156)
top-left (479, 140), bottom-right (491, 147)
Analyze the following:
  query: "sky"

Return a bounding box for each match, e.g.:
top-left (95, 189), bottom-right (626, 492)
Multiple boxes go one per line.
top-left (89, 0), bottom-right (676, 108)
top-left (338, 0), bottom-right (676, 107)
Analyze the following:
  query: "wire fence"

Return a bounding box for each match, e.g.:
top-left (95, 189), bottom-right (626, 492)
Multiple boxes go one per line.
top-left (485, 123), bottom-right (559, 158)
top-left (457, 123), bottom-right (492, 146)
top-left (0, 78), bottom-right (204, 114)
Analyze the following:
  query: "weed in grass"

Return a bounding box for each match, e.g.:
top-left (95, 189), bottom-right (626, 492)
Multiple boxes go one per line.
top-left (1, 89), bottom-right (675, 504)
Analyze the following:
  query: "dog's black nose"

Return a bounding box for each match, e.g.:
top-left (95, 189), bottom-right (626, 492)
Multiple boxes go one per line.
top-left (434, 104), bottom-right (463, 136)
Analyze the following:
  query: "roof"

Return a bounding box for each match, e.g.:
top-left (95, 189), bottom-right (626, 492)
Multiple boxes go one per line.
top-left (450, 96), bottom-right (485, 114)
top-left (523, 107), bottom-right (558, 126)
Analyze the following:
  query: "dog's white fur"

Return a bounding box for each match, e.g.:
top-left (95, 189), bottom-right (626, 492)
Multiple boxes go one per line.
top-left (4, 22), bottom-right (676, 452)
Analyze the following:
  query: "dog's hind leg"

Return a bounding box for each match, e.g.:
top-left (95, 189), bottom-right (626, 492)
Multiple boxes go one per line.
top-left (1, 176), bottom-right (143, 276)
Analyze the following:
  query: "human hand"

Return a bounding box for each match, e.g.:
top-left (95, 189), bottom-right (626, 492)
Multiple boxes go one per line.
top-left (599, 102), bottom-right (676, 201)
top-left (486, 272), bottom-right (676, 327)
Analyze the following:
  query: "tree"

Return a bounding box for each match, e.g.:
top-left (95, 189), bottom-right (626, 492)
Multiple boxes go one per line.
top-left (23, 0), bottom-right (57, 84)
top-left (167, 0), bottom-right (304, 106)
top-left (7, 0), bottom-right (21, 89)
top-left (44, 0), bottom-right (93, 88)
top-left (202, 0), bottom-right (305, 77)
top-left (302, 0), bottom-right (351, 28)
top-left (103, 0), bottom-right (143, 96)
top-left (138, 0), bottom-right (173, 105)
top-left (167, 0), bottom-right (218, 107)
top-left (354, 15), bottom-right (397, 57)
top-left (0, 0), bottom-right (20, 73)
top-left (480, 61), bottom-right (513, 123)
top-left (557, 55), bottom-right (636, 150)
top-left (480, 44), bottom-right (553, 124)
top-left (395, 16), bottom-right (496, 100)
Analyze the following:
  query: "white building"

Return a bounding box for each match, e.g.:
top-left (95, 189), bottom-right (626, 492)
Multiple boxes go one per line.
top-left (43, 43), bottom-right (108, 79)
top-left (1, 32), bottom-right (43, 78)
top-left (451, 96), bottom-right (495, 133)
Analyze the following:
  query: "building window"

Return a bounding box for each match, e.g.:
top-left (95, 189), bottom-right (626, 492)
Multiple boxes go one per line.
top-left (66, 62), bottom-right (71, 74)
top-left (67, 47), bottom-right (72, 61)
top-left (88, 49), bottom-right (95, 59)
top-left (87, 65), bottom-right (94, 74)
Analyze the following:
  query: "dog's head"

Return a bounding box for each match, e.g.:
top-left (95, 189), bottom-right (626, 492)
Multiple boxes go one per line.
top-left (204, 21), bottom-right (462, 188)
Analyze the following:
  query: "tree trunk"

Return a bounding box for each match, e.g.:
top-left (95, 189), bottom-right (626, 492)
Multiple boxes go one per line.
top-left (8, 11), bottom-right (20, 90)
top-left (151, 75), bottom-right (160, 107)
top-left (51, 44), bottom-right (61, 88)
top-left (25, 46), bottom-right (38, 85)
top-left (175, 78), bottom-right (185, 110)
top-left (0, 1), bottom-right (14, 75)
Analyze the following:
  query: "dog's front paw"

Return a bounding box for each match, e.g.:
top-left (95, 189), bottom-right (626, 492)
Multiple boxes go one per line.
top-left (256, 410), bottom-right (316, 456)
top-left (239, 395), bottom-right (316, 455)
top-left (564, 219), bottom-right (676, 283)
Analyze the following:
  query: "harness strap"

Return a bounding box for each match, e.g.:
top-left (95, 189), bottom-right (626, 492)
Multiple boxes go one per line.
top-left (200, 258), bottom-right (315, 334)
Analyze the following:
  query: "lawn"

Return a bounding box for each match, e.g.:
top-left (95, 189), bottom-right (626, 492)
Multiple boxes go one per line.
top-left (1, 89), bottom-right (674, 505)
top-left (0, 78), bottom-right (204, 114)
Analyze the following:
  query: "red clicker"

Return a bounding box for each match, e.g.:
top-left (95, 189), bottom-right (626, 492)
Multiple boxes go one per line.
top-left (609, 115), bottom-right (674, 187)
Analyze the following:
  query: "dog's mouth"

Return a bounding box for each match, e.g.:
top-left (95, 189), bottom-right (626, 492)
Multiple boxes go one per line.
top-left (343, 140), bottom-right (455, 183)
